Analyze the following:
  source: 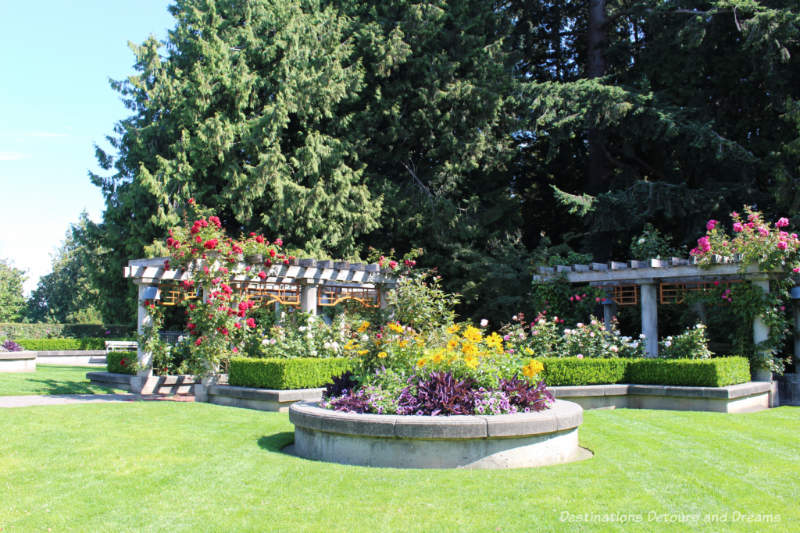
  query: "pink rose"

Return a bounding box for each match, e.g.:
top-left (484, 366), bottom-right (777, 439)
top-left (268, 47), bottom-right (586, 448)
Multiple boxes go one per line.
top-left (778, 241), bottom-right (787, 251)
top-left (777, 217), bottom-right (790, 228)
top-left (706, 219), bottom-right (718, 231)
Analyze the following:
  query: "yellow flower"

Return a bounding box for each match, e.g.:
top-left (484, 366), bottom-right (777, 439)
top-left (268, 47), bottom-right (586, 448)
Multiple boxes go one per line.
top-left (485, 332), bottom-right (504, 350)
top-left (356, 349), bottom-right (369, 356)
top-left (463, 325), bottom-right (482, 343)
top-left (377, 351), bottom-right (388, 359)
top-left (523, 347), bottom-right (533, 356)
top-left (398, 339), bottom-right (409, 348)
top-left (461, 342), bottom-right (477, 357)
top-left (356, 320), bottom-right (370, 333)
top-left (416, 357), bottom-right (427, 368)
top-left (522, 359), bottom-right (544, 379)
top-left (446, 337), bottom-right (459, 350)
top-left (464, 355), bottom-right (478, 369)
top-left (343, 341), bottom-right (358, 351)
top-left (431, 350), bottom-right (444, 363)
top-left (446, 324), bottom-right (460, 335)
top-left (388, 322), bottom-right (404, 334)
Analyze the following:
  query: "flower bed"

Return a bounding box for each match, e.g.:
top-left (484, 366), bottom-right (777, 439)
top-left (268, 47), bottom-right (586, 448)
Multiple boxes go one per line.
top-left (289, 399), bottom-right (585, 469)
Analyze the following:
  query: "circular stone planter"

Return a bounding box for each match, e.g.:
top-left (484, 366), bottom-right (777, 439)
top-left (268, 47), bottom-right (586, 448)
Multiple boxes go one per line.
top-left (289, 400), bottom-right (584, 469)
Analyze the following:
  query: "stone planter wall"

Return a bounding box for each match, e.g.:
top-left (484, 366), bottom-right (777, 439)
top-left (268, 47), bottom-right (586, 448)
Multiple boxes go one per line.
top-left (203, 384), bottom-right (324, 412)
top-left (87, 372), bottom-right (196, 395)
top-left (551, 382), bottom-right (771, 413)
top-left (0, 351), bottom-right (36, 372)
top-left (35, 350), bottom-right (106, 366)
top-left (289, 400), bottom-right (585, 469)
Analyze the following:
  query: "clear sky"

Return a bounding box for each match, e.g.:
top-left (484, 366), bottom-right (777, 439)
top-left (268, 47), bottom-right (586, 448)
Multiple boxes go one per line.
top-left (0, 1), bottom-right (174, 294)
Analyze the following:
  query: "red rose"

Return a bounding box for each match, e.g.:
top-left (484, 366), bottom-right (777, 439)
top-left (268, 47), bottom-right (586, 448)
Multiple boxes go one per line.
top-left (246, 318), bottom-right (256, 328)
top-left (258, 271), bottom-right (267, 280)
top-left (204, 239), bottom-right (218, 250)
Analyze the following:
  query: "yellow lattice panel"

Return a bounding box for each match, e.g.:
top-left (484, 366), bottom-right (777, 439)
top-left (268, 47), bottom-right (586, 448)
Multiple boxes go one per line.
top-left (157, 282), bottom-right (199, 306)
top-left (318, 285), bottom-right (380, 308)
top-left (611, 285), bottom-right (639, 306)
top-left (238, 282), bottom-right (301, 307)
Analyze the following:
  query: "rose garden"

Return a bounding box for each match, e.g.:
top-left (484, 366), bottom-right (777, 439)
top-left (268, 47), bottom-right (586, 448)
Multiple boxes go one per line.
top-left (2, 203), bottom-right (799, 530)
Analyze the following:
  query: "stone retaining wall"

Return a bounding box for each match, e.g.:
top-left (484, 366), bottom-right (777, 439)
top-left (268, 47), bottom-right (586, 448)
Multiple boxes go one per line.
top-left (36, 350), bottom-right (106, 366)
top-left (0, 351), bottom-right (36, 372)
top-left (289, 400), bottom-right (585, 469)
top-left (551, 382), bottom-right (771, 413)
top-left (203, 384), bottom-right (324, 412)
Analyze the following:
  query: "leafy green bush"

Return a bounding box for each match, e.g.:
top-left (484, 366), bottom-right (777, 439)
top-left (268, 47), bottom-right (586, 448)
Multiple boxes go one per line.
top-left (228, 357), bottom-right (355, 389)
top-left (539, 356), bottom-right (750, 387)
top-left (16, 338), bottom-right (113, 351)
top-left (0, 323), bottom-right (133, 339)
top-left (540, 357), bottom-right (629, 386)
top-left (626, 357), bottom-right (750, 387)
top-left (658, 324), bottom-right (713, 359)
top-left (107, 351), bottom-right (138, 375)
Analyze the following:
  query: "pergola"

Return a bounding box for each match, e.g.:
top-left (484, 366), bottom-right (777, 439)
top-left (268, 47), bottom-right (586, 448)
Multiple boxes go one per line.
top-left (534, 257), bottom-right (797, 367)
top-left (123, 257), bottom-right (398, 376)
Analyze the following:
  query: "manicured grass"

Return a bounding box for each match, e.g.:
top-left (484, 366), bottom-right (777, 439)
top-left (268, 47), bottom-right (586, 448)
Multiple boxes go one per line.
top-left (1, 404), bottom-right (797, 531)
top-left (0, 365), bottom-right (125, 396)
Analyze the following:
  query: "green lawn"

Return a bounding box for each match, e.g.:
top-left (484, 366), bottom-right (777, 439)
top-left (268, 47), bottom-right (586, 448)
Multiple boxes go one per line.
top-left (0, 364), bottom-right (125, 396)
top-left (1, 403), bottom-right (797, 532)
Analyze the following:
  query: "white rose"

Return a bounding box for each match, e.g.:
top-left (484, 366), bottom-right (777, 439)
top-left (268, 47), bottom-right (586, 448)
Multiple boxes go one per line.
top-left (480, 319), bottom-right (489, 327)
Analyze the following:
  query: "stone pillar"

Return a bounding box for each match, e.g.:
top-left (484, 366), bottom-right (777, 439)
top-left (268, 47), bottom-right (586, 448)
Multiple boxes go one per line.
top-left (792, 286), bottom-right (800, 367)
top-left (133, 282), bottom-right (156, 393)
top-left (601, 296), bottom-right (616, 332)
top-left (379, 284), bottom-right (391, 310)
top-left (751, 277), bottom-right (772, 382)
top-left (639, 280), bottom-right (658, 358)
top-left (301, 282), bottom-right (319, 315)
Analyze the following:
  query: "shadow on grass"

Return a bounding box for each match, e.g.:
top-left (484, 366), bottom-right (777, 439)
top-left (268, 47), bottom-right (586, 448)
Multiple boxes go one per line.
top-left (258, 432), bottom-right (295, 453)
top-left (19, 377), bottom-right (119, 395)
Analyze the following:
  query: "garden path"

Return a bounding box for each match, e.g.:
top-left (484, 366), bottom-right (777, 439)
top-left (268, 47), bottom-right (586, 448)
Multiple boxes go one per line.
top-left (0, 393), bottom-right (195, 408)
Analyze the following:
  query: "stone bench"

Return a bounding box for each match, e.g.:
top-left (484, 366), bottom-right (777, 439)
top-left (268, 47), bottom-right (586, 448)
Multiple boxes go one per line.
top-left (36, 350), bottom-right (107, 366)
top-left (551, 382), bottom-right (771, 413)
top-left (0, 351), bottom-right (36, 372)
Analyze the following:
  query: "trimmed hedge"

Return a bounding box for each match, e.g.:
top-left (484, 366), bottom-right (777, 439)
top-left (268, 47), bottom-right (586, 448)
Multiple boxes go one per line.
top-left (625, 357), bottom-right (751, 387)
top-left (540, 358), bottom-right (629, 386)
top-left (107, 351), bottom-right (138, 375)
top-left (540, 356), bottom-right (751, 388)
top-left (229, 357), bottom-right (355, 390)
top-left (0, 323), bottom-right (133, 340)
top-left (16, 338), bottom-right (113, 351)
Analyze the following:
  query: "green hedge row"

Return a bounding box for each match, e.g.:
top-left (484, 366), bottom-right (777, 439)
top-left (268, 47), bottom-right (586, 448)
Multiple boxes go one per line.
top-left (0, 323), bottom-right (133, 340)
top-left (540, 356), bottom-right (751, 387)
top-left (229, 357), bottom-right (355, 390)
top-left (16, 338), bottom-right (120, 351)
top-left (107, 351), bottom-right (138, 375)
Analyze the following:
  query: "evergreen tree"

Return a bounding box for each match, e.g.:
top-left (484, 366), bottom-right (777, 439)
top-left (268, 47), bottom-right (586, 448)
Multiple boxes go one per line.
top-left (90, 0), bottom-right (383, 321)
top-left (0, 259), bottom-right (26, 323)
top-left (27, 214), bottom-right (103, 324)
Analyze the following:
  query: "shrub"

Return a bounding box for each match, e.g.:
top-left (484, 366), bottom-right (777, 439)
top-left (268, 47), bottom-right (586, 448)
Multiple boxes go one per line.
top-left (625, 357), bottom-right (750, 387)
top-left (539, 356), bottom-right (750, 387)
top-left (658, 324), bottom-right (713, 359)
top-left (228, 357), bottom-right (355, 389)
top-left (107, 351), bottom-right (138, 375)
top-left (1, 340), bottom-right (23, 352)
top-left (15, 338), bottom-right (113, 351)
top-left (540, 357), bottom-right (629, 386)
top-left (0, 323), bottom-right (133, 339)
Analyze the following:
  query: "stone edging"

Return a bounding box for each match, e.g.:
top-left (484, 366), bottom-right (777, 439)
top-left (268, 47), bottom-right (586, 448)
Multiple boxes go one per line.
top-left (0, 351), bottom-right (37, 360)
top-left (552, 382), bottom-right (771, 400)
top-left (289, 399), bottom-right (582, 440)
top-left (550, 381), bottom-right (771, 412)
top-left (35, 350), bottom-right (106, 357)
top-left (203, 384), bottom-right (325, 412)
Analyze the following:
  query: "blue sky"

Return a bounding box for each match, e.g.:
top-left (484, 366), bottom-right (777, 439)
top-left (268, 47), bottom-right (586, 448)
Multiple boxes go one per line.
top-left (0, 1), bottom-right (174, 294)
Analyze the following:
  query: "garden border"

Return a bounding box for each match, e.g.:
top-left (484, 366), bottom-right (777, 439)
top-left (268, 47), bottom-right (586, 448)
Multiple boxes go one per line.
top-left (203, 384), bottom-right (324, 412)
top-left (0, 351), bottom-right (36, 373)
top-left (551, 381), bottom-right (771, 412)
top-left (288, 400), bottom-right (585, 469)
